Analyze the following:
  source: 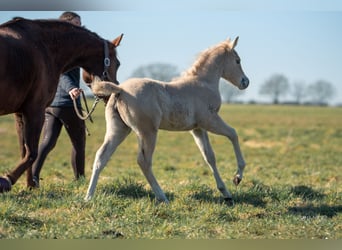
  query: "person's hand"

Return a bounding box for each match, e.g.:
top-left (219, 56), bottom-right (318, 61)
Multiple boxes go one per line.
top-left (69, 88), bottom-right (82, 99)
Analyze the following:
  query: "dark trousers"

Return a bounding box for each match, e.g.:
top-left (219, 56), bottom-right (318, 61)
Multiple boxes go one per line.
top-left (32, 106), bottom-right (86, 182)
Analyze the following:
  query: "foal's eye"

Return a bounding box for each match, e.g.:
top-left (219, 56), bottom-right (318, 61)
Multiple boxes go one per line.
top-left (236, 59), bottom-right (241, 64)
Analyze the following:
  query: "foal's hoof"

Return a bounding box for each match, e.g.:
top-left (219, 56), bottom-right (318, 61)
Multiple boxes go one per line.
top-left (224, 197), bottom-right (234, 207)
top-left (0, 176), bottom-right (12, 193)
top-left (84, 195), bottom-right (92, 202)
top-left (233, 176), bottom-right (242, 186)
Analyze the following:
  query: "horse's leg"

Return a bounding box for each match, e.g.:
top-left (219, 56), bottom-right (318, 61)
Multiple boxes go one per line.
top-left (203, 114), bottom-right (246, 186)
top-left (0, 114), bottom-right (25, 192)
top-left (14, 113), bottom-right (26, 158)
top-left (14, 113), bottom-right (35, 189)
top-left (84, 111), bottom-right (131, 201)
top-left (136, 130), bottom-right (168, 203)
top-left (0, 111), bottom-right (44, 192)
top-left (190, 128), bottom-right (233, 202)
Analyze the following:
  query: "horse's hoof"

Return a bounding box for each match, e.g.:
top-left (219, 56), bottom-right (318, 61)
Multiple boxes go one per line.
top-left (32, 176), bottom-right (40, 188)
top-left (155, 198), bottom-right (170, 205)
top-left (0, 176), bottom-right (12, 193)
top-left (233, 176), bottom-right (242, 186)
top-left (224, 197), bottom-right (234, 207)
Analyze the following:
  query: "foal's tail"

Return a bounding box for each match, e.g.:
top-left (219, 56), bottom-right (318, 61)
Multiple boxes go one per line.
top-left (91, 80), bottom-right (122, 96)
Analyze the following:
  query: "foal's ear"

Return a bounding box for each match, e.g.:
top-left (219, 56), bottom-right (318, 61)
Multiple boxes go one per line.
top-left (112, 33), bottom-right (124, 47)
top-left (230, 36), bottom-right (239, 49)
top-left (93, 75), bottom-right (102, 83)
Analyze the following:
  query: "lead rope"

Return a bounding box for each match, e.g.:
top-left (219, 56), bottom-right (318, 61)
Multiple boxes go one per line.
top-left (73, 91), bottom-right (100, 122)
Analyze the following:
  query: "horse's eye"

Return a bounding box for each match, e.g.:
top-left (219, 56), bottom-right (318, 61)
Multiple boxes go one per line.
top-left (236, 59), bottom-right (241, 64)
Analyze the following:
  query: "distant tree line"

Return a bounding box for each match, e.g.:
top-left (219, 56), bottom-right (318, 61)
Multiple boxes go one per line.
top-left (259, 73), bottom-right (336, 105)
top-left (130, 63), bottom-right (337, 105)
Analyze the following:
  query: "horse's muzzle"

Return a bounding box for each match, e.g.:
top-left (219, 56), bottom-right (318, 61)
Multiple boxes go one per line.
top-left (239, 77), bottom-right (249, 89)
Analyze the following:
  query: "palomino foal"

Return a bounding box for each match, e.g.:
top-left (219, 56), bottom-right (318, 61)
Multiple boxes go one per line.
top-left (86, 37), bottom-right (249, 204)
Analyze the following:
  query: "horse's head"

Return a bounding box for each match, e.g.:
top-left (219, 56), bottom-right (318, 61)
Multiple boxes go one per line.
top-left (83, 33), bottom-right (124, 86)
top-left (221, 37), bottom-right (249, 90)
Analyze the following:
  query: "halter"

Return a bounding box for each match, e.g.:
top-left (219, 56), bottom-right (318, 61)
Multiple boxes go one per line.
top-left (102, 40), bottom-right (112, 81)
top-left (73, 40), bottom-right (113, 123)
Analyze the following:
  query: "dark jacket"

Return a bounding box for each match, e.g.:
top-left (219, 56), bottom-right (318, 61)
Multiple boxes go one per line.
top-left (50, 68), bottom-right (81, 108)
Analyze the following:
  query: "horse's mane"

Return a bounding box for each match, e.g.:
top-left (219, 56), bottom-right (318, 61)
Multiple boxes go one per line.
top-left (35, 19), bottom-right (102, 40)
top-left (182, 40), bottom-right (233, 77)
top-left (1, 18), bottom-right (102, 41)
top-left (0, 17), bottom-right (105, 78)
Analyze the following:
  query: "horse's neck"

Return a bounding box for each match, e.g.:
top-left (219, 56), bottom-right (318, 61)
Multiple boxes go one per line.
top-left (38, 25), bottom-right (102, 72)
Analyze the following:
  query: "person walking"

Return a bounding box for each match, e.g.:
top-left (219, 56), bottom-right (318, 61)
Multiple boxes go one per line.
top-left (32, 11), bottom-right (86, 187)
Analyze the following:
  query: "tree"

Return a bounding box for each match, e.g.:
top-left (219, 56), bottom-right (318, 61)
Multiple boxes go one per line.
top-left (219, 80), bottom-right (245, 103)
top-left (307, 80), bottom-right (335, 105)
top-left (130, 63), bottom-right (179, 82)
top-left (292, 81), bottom-right (306, 104)
top-left (259, 74), bottom-right (290, 104)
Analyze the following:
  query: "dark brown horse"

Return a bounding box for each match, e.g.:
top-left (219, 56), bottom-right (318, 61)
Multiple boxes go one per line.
top-left (0, 17), bottom-right (123, 192)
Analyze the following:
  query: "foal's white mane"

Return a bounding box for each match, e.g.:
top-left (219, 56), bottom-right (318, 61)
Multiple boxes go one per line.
top-left (182, 38), bottom-right (234, 77)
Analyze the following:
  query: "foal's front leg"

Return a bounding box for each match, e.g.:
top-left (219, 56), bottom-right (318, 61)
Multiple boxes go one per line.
top-left (191, 128), bottom-right (233, 202)
top-left (204, 114), bottom-right (246, 186)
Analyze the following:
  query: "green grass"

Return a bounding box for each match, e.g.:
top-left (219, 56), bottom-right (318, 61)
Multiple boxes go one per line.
top-left (0, 103), bottom-right (341, 239)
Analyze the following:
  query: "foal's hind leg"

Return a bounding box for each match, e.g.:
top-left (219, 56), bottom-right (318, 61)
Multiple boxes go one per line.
top-left (191, 128), bottom-right (233, 202)
top-left (136, 130), bottom-right (168, 203)
top-left (84, 112), bottom-right (131, 201)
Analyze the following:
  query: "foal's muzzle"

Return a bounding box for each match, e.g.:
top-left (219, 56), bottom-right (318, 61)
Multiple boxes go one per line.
top-left (239, 77), bottom-right (249, 89)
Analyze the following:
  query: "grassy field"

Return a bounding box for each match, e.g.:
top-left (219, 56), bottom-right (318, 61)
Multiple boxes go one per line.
top-left (0, 103), bottom-right (341, 239)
